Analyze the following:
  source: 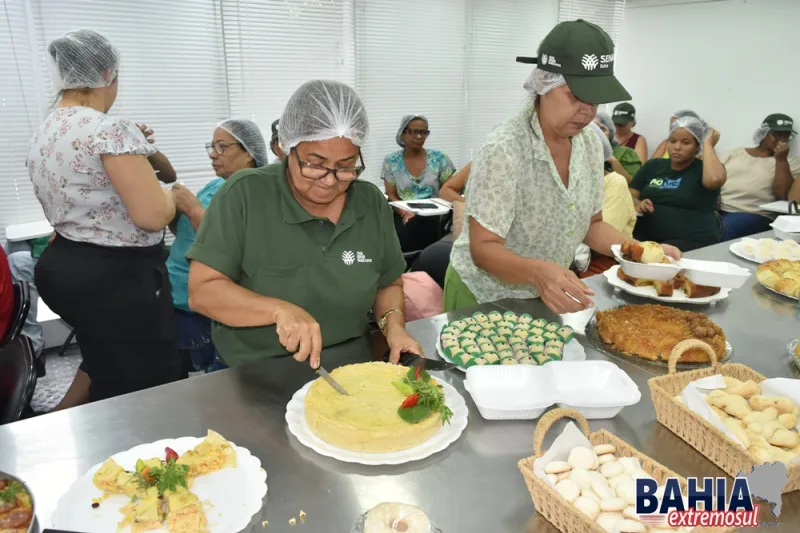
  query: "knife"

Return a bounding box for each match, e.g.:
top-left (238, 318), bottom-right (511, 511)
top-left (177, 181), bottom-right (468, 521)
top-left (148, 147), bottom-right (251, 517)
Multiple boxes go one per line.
top-left (316, 366), bottom-right (349, 395)
top-left (383, 350), bottom-right (457, 371)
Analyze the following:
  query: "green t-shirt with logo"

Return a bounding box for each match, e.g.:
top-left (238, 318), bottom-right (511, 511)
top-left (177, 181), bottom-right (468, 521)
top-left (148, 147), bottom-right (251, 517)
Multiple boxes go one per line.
top-left (186, 160), bottom-right (406, 367)
top-left (630, 158), bottom-right (720, 246)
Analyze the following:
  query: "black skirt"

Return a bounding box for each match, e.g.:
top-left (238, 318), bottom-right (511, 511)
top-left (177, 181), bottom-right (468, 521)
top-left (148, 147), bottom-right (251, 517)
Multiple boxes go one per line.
top-left (35, 234), bottom-right (183, 402)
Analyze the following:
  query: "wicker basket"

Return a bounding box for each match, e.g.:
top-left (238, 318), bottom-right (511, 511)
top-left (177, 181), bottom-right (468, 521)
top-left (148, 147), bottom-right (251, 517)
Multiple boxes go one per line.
top-left (517, 408), bottom-right (732, 533)
top-left (648, 339), bottom-right (800, 494)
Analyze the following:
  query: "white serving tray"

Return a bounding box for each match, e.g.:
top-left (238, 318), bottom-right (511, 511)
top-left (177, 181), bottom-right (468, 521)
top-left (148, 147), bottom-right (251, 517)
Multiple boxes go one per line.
top-left (603, 266), bottom-right (730, 304)
top-left (436, 336), bottom-right (586, 373)
top-left (464, 361), bottom-right (641, 421)
top-left (612, 244), bottom-right (751, 288)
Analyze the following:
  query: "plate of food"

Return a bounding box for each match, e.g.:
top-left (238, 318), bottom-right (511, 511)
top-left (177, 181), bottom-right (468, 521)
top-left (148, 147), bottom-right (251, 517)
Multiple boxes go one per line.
top-left (612, 241), bottom-right (680, 281)
top-left (435, 310), bottom-right (586, 372)
top-left (730, 237), bottom-right (800, 264)
top-left (604, 265), bottom-right (730, 304)
top-left (286, 362), bottom-right (468, 465)
top-left (756, 259), bottom-right (800, 300)
top-left (0, 472), bottom-right (35, 532)
top-left (587, 304), bottom-right (732, 368)
top-left (51, 430), bottom-right (266, 533)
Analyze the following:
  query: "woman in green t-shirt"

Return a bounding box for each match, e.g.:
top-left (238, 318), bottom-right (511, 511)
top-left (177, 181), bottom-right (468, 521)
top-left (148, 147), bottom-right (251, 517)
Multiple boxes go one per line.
top-left (629, 117), bottom-right (727, 251)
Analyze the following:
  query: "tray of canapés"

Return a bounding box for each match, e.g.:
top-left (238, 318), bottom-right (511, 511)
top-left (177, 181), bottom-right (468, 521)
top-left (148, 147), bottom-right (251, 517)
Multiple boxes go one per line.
top-left (437, 310), bottom-right (585, 372)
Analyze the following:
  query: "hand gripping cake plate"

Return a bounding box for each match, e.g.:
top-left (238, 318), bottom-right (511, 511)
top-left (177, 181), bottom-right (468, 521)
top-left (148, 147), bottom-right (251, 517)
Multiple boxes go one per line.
top-left (304, 362), bottom-right (453, 453)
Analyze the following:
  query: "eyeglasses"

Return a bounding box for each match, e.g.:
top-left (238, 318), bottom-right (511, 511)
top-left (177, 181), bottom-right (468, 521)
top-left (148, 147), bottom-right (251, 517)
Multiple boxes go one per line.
top-left (406, 128), bottom-right (430, 137)
top-left (205, 141), bottom-right (243, 156)
top-left (292, 149), bottom-right (365, 182)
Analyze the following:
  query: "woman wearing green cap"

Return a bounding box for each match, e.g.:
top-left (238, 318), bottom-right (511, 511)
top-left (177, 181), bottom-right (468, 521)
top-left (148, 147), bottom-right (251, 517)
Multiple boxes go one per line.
top-left (719, 113), bottom-right (800, 240)
top-left (594, 111), bottom-right (641, 181)
top-left (612, 102), bottom-right (648, 164)
top-left (444, 20), bottom-right (680, 314)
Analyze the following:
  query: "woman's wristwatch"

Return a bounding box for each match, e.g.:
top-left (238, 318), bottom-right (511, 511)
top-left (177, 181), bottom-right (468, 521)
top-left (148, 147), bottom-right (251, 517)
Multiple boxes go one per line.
top-left (378, 309), bottom-right (404, 335)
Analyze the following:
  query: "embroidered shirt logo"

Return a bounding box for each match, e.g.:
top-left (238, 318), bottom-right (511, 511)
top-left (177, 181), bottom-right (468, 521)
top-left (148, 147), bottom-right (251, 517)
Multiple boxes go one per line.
top-left (581, 54), bottom-right (599, 71)
top-left (342, 250), bottom-right (372, 265)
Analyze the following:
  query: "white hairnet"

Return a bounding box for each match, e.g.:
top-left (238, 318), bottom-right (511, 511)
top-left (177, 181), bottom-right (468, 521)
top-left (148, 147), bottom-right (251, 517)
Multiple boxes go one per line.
top-left (670, 116), bottom-right (708, 153)
top-left (217, 119), bottom-right (268, 168)
top-left (523, 69), bottom-right (566, 96)
top-left (279, 80), bottom-right (369, 150)
top-left (753, 126), bottom-right (771, 146)
top-left (396, 115), bottom-right (428, 147)
top-left (594, 112), bottom-right (617, 147)
top-left (672, 109), bottom-right (700, 120)
top-left (47, 30), bottom-right (119, 92)
top-left (587, 122), bottom-right (612, 162)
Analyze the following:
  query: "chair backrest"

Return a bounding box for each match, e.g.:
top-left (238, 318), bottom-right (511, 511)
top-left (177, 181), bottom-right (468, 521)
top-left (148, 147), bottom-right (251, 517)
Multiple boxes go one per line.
top-left (0, 281), bottom-right (30, 349)
top-left (0, 336), bottom-right (36, 424)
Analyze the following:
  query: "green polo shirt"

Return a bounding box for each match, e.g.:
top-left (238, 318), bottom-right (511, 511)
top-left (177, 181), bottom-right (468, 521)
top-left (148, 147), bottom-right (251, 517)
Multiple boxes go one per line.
top-left (186, 160), bottom-right (406, 367)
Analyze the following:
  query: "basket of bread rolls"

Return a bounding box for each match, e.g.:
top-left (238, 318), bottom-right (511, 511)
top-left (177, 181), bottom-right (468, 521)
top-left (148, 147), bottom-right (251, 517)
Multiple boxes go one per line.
top-left (517, 408), bottom-right (732, 533)
top-left (649, 339), bottom-right (800, 494)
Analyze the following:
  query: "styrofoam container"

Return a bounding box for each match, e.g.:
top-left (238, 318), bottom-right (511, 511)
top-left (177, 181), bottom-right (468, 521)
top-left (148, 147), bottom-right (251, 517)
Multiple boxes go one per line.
top-left (772, 226), bottom-right (800, 243)
top-left (611, 244), bottom-right (681, 281)
top-left (464, 361), bottom-right (641, 420)
top-left (678, 258), bottom-right (751, 288)
top-left (772, 215), bottom-right (800, 234)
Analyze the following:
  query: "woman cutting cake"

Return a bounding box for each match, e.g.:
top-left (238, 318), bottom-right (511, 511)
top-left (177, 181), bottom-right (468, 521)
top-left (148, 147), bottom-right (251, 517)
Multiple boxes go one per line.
top-left (187, 80), bottom-right (422, 368)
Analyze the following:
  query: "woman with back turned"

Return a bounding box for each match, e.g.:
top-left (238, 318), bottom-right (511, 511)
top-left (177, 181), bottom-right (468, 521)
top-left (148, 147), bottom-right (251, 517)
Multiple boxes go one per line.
top-left (27, 30), bottom-right (182, 403)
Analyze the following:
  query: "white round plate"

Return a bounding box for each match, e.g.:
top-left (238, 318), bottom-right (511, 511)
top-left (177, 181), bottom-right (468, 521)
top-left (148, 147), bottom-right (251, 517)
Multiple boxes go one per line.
top-left (285, 378), bottom-right (467, 465)
top-left (436, 334), bottom-right (586, 373)
top-left (603, 265), bottom-right (731, 304)
top-left (729, 240), bottom-right (764, 264)
top-left (51, 437), bottom-right (266, 533)
top-left (758, 280), bottom-right (800, 301)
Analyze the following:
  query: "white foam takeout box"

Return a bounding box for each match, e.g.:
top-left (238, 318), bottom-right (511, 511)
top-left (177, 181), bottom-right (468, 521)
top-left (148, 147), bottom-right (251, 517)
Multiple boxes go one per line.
top-left (771, 215), bottom-right (800, 243)
top-left (610, 244), bottom-right (751, 288)
top-left (464, 360), bottom-right (641, 421)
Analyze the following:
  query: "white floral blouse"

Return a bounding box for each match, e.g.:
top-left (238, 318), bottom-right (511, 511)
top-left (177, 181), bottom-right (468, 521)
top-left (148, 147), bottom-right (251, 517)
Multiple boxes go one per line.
top-left (27, 107), bottom-right (162, 247)
top-left (450, 107), bottom-right (604, 303)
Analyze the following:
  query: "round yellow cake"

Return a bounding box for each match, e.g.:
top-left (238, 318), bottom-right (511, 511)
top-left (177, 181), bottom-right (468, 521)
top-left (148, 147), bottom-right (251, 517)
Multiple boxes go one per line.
top-left (304, 362), bottom-right (444, 453)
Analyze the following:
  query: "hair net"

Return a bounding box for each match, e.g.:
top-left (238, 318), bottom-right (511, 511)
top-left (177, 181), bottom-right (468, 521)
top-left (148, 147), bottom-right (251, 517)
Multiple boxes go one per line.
top-left (396, 115), bottom-right (428, 147)
top-left (672, 109), bottom-right (700, 120)
top-left (279, 80), bottom-right (369, 150)
top-left (594, 112), bottom-right (618, 147)
top-left (523, 69), bottom-right (567, 97)
top-left (587, 122), bottom-right (612, 162)
top-left (753, 126), bottom-right (771, 146)
top-left (47, 30), bottom-right (120, 92)
top-left (670, 116), bottom-right (708, 152)
top-left (217, 119), bottom-right (268, 168)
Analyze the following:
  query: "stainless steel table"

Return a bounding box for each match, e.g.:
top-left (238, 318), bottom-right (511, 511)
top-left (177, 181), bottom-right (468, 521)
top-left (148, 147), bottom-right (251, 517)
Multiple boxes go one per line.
top-left (2, 234), bottom-right (799, 532)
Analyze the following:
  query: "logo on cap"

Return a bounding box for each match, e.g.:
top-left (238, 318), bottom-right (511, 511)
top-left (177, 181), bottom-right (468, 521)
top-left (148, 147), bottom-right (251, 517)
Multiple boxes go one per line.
top-left (581, 54), bottom-right (599, 71)
top-left (778, 119), bottom-right (785, 126)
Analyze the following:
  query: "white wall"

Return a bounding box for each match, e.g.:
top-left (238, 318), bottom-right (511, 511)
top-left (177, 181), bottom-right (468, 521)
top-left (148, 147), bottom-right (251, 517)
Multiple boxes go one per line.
top-left (613, 0), bottom-right (799, 157)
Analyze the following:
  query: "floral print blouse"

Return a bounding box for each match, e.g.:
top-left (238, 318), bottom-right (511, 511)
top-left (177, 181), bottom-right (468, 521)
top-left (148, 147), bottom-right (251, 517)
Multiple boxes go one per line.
top-left (27, 107), bottom-right (162, 247)
top-left (381, 149), bottom-right (456, 200)
top-left (450, 107), bottom-right (605, 303)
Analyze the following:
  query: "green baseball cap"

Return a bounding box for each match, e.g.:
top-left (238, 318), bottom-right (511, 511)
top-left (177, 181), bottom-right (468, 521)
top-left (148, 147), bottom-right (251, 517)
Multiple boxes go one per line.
top-left (516, 19), bottom-right (631, 105)
top-left (271, 119), bottom-right (280, 140)
top-left (762, 113), bottom-right (796, 135)
top-left (612, 102), bottom-right (636, 125)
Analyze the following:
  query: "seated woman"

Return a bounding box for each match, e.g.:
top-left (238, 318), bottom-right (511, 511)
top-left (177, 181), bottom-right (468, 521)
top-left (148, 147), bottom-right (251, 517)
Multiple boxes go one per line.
top-left (187, 80), bottom-right (422, 368)
top-left (579, 123), bottom-right (637, 277)
top-left (611, 102), bottom-right (648, 163)
top-left (270, 119), bottom-right (286, 163)
top-left (382, 115), bottom-right (456, 254)
top-left (444, 19), bottom-right (679, 314)
top-left (719, 113), bottom-right (800, 240)
top-left (630, 117), bottom-right (727, 252)
top-left (167, 119), bottom-right (267, 372)
top-left (594, 112), bottom-right (641, 181)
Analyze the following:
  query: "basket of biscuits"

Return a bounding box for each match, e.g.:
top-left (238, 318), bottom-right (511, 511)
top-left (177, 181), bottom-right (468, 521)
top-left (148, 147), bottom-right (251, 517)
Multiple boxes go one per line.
top-left (649, 340), bottom-right (800, 494)
top-left (517, 408), bottom-right (731, 533)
